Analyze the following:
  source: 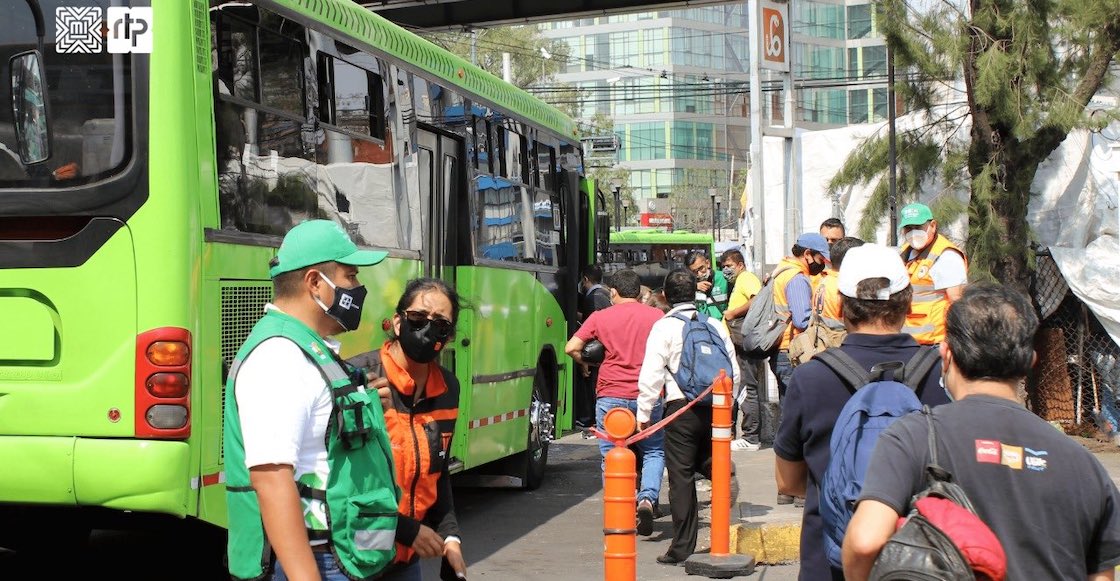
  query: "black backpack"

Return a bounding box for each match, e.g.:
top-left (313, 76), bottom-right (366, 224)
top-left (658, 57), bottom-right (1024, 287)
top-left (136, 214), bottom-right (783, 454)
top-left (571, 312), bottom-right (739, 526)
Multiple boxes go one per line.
top-left (869, 409), bottom-right (1007, 581)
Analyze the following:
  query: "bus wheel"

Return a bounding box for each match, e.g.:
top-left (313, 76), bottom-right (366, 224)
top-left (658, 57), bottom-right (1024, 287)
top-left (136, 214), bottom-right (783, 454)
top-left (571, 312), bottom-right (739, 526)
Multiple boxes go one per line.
top-left (518, 367), bottom-right (554, 490)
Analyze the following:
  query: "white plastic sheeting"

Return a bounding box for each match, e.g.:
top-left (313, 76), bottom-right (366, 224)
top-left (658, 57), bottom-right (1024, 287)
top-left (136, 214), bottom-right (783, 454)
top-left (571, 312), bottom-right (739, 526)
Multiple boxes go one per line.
top-left (745, 113), bottom-right (1120, 347)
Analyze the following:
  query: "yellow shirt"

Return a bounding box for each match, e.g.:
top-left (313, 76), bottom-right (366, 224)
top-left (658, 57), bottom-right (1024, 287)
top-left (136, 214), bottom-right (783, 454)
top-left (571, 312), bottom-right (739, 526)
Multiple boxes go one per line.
top-left (728, 270), bottom-right (763, 311)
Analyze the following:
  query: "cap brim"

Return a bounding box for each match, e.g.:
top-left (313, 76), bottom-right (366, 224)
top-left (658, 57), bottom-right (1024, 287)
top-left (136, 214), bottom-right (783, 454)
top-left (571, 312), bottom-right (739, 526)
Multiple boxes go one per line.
top-left (337, 249), bottom-right (389, 267)
top-left (898, 216), bottom-right (932, 230)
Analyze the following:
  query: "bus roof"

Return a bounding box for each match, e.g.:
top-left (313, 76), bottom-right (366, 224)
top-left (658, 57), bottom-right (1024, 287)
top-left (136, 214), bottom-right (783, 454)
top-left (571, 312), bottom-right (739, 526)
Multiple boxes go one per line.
top-left (609, 230), bottom-right (714, 245)
top-left (272, 0), bottom-right (576, 139)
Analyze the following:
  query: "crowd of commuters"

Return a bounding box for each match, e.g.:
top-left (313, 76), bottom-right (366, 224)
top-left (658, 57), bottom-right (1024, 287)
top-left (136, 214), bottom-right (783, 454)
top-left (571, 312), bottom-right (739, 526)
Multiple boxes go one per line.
top-left (224, 201), bottom-right (1119, 579)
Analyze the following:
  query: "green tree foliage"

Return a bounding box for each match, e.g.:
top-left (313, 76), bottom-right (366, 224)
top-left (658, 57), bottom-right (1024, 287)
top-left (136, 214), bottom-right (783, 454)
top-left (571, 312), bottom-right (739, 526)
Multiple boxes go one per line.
top-left (829, 0), bottom-right (1120, 289)
top-left (422, 27), bottom-right (584, 117)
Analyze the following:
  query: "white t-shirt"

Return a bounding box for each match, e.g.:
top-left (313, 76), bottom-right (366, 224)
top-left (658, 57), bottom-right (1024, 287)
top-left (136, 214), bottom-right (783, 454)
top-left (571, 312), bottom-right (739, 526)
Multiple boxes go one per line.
top-left (909, 247), bottom-right (967, 290)
top-left (235, 306), bottom-right (338, 534)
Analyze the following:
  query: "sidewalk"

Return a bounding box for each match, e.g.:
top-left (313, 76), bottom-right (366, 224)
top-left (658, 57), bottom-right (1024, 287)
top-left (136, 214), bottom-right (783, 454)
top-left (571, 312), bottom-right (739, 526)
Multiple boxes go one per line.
top-left (726, 447), bottom-right (804, 564)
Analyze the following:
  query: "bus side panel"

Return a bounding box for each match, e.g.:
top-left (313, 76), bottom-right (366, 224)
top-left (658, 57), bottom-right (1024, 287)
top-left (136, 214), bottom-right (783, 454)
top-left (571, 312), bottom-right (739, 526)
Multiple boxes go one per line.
top-left (452, 265), bottom-right (567, 470)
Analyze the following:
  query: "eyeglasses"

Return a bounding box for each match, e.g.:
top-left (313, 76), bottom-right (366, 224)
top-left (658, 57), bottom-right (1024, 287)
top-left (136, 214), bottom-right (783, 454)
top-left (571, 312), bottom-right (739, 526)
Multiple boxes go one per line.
top-left (400, 309), bottom-right (454, 337)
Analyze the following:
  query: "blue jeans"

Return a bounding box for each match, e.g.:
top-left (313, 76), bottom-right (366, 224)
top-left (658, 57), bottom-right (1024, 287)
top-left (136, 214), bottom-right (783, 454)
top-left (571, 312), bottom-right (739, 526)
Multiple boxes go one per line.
top-left (379, 560), bottom-right (422, 581)
top-left (596, 397), bottom-right (665, 505)
top-left (770, 351), bottom-right (794, 402)
top-left (272, 550), bottom-right (353, 581)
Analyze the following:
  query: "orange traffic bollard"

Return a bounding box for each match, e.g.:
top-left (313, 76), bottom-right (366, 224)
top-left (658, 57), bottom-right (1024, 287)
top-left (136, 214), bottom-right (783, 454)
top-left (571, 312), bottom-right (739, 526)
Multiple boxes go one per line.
top-left (710, 370), bottom-right (734, 556)
top-left (683, 370), bottom-right (754, 578)
top-left (601, 407), bottom-right (637, 581)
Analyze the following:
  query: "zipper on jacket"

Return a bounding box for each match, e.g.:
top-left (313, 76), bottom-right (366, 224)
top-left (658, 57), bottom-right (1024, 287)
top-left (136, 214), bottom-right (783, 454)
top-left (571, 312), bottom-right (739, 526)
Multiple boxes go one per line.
top-left (408, 407), bottom-right (421, 518)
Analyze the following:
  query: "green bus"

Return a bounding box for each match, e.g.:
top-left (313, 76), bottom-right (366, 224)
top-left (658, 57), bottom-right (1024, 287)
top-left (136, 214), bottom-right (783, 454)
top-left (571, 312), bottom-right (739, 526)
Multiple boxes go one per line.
top-left (606, 230), bottom-right (716, 289)
top-left (0, 0), bottom-right (609, 537)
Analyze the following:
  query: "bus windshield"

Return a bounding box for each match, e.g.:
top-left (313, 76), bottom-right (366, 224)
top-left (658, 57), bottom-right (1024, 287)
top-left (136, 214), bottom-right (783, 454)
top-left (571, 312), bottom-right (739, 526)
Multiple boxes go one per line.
top-left (0, 0), bottom-right (133, 188)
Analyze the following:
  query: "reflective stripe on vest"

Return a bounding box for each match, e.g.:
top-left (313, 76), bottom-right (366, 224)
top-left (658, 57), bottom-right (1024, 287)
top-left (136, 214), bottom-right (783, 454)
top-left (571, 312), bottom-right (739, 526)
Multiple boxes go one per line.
top-left (901, 234), bottom-right (966, 345)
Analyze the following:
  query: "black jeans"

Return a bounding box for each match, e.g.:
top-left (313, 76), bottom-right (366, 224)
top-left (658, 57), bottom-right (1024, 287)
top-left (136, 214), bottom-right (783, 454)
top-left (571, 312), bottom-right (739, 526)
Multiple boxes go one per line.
top-left (733, 352), bottom-right (762, 444)
top-left (662, 399), bottom-right (713, 561)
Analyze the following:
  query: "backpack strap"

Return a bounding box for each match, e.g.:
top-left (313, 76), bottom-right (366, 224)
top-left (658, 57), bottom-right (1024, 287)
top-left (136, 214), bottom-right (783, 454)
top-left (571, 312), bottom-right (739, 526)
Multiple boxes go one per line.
top-left (901, 346), bottom-right (941, 390)
top-left (813, 349), bottom-right (872, 391)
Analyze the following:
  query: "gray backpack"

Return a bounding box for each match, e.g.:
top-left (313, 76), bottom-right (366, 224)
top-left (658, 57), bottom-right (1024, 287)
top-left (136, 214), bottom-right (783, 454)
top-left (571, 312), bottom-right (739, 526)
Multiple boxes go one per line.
top-left (738, 267), bottom-right (796, 358)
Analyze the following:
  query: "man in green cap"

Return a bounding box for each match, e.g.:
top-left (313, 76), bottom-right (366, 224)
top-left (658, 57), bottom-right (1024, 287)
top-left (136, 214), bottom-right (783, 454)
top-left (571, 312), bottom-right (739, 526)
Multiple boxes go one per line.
top-left (898, 203), bottom-right (967, 344)
top-left (223, 220), bottom-right (401, 581)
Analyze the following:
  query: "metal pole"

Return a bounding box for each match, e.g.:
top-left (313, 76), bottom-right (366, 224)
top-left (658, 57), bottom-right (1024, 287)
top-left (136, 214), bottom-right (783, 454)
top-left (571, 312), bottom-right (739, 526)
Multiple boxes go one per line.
top-left (716, 200), bottom-right (722, 242)
top-left (748, 0), bottom-right (766, 275)
top-left (709, 189), bottom-right (718, 241)
top-left (502, 52), bottom-right (512, 83)
top-left (887, 43), bottom-right (898, 246)
top-left (614, 186), bottom-right (622, 233)
top-left (470, 29), bottom-right (477, 66)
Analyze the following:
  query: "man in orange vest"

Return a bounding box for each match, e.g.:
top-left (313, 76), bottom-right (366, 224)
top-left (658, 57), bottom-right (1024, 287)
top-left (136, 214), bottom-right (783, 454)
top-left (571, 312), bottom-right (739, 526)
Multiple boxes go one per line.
top-left (898, 203), bottom-right (967, 345)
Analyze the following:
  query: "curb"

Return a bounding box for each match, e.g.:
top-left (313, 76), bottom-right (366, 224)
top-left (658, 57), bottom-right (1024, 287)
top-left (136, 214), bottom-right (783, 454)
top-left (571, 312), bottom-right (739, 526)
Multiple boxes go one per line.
top-left (729, 522), bottom-right (801, 565)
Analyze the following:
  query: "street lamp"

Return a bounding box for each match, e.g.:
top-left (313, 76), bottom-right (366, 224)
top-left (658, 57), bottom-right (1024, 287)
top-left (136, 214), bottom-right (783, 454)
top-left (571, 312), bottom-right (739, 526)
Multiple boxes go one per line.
top-left (622, 197), bottom-right (631, 229)
top-left (708, 188), bottom-right (718, 241)
top-left (610, 177), bottom-right (625, 233)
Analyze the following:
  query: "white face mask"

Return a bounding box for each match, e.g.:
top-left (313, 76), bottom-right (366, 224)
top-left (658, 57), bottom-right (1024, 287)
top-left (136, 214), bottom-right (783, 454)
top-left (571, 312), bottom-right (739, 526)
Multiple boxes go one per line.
top-left (906, 229), bottom-right (930, 250)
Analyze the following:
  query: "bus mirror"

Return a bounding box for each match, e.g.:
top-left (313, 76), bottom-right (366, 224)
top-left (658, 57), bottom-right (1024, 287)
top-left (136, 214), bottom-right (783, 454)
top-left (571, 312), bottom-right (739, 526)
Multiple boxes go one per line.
top-left (10, 50), bottom-right (51, 165)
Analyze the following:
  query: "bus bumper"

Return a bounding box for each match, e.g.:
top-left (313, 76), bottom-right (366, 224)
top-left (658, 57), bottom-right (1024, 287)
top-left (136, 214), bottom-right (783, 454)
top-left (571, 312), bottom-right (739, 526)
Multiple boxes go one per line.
top-left (0, 436), bottom-right (190, 517)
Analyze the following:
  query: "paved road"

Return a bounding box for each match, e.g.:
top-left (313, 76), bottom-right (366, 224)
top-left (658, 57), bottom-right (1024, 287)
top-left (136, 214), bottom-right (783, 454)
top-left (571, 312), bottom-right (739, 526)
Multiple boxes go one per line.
top-left (422, 432), bottom-right (799, 580)
top-left (0, 432), bottom-right (799, 580)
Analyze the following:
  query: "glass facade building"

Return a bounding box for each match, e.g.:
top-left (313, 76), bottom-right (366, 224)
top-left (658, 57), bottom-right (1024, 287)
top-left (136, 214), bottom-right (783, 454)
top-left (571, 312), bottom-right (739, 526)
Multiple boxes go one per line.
top-left (540, 1), bottom-right (888, 200)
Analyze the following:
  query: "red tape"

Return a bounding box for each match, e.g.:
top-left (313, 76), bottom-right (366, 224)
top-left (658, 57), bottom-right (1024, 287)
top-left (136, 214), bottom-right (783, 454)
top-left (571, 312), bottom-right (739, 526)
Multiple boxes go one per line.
top-left (591, 382), bottom-right (717, 446)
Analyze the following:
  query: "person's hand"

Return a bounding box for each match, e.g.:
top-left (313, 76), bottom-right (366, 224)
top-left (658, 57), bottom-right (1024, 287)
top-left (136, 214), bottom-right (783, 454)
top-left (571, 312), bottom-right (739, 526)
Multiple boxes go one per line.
top-left (637, 422), bottom-right (648, 431)
top-left (366, 375), bottom-right (391, 411)
top-left (411, 525), bottom-right (444, 558)
top-left (444, 539), bottom-right (468, 578)
top-left (579, 362), bottom-right (591, 378)
top-left (697, 280), bottom-right (713, 293)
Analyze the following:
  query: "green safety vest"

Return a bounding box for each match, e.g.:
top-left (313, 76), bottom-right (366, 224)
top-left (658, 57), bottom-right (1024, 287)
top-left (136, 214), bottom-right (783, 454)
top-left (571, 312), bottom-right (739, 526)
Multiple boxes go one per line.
top-left (224, 309), bottom-right (399, 580)
top-left (697, 271), bottom-right (730, 318)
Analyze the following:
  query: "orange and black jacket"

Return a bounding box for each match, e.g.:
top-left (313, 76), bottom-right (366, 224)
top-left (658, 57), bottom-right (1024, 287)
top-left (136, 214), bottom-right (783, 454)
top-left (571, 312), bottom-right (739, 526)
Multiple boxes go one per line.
top-left (347, 344), bottom-right (460, 565)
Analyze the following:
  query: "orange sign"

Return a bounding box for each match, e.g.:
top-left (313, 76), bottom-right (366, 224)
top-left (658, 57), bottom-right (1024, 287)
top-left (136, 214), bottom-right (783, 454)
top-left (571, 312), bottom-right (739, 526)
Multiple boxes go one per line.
top-left (761, 4), bottom-right (788, 70)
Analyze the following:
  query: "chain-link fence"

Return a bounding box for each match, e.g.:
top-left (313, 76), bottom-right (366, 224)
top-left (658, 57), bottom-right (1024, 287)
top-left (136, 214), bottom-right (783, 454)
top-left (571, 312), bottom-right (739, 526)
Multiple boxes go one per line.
top-left (1029, 252), bottom-right (1120, 443)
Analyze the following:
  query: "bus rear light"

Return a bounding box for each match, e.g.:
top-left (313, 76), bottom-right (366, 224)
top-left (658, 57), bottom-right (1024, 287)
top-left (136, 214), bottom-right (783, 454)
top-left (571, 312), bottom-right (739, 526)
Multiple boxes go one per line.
top-left (135, 328), bottom-right (191, 439)
top-left (146, 405), bottom-right (189, 430)
top-left (146, 373), bottom-right (190, 398)
top-left (147, 341), bottom-right (190, 366)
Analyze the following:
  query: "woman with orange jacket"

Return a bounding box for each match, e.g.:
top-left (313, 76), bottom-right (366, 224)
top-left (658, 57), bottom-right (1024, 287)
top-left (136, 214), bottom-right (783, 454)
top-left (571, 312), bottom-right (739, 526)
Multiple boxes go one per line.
top-left (349, 278), bottom-right (466, 581)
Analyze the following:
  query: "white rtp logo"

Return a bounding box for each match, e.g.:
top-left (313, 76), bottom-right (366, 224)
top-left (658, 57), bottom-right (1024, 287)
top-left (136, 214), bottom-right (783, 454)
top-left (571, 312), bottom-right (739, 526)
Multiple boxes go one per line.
top-left (55, 6), bottom-right (152, 54)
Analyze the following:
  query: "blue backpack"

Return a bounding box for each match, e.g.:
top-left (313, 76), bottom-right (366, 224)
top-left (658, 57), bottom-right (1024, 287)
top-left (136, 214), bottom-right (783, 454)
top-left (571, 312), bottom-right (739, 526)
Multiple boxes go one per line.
top-left (816, 347), bottom-right (941, 569)
top-left (670, 311), bottom-right (734, 405)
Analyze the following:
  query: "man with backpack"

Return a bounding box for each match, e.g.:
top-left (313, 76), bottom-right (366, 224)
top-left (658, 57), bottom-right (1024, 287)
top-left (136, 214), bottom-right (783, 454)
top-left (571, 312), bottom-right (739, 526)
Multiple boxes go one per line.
top-left (843, 284), bottom-right (1120, 581)
top-left (637, 269), bottom-right (739, 566)
top-left (773, 244), bottom-right (950, 580)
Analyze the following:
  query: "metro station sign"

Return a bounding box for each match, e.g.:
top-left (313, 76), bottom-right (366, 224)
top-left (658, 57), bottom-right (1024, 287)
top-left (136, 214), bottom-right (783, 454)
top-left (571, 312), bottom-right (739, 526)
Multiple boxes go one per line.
top-left (640, 213), bottom-right (673, 228)
top-left (760, 1), bottom-right (790, 72)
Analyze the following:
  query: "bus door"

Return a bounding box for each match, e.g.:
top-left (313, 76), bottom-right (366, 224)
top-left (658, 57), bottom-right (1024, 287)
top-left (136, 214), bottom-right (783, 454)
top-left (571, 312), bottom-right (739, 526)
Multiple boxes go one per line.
top-left (416, 127), bottom-right (462, 281)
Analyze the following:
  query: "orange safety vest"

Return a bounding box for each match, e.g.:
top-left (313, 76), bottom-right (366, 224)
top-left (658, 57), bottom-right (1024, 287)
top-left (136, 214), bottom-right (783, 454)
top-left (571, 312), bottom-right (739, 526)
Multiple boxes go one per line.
top-left (814, 273), bottom-right (845, 331)
top-left (368, 343), bottom-right (461, 565)
top-left (771, 258), bottom-right (811, 351)
top-left (901, 234), bottom-right (967, 345)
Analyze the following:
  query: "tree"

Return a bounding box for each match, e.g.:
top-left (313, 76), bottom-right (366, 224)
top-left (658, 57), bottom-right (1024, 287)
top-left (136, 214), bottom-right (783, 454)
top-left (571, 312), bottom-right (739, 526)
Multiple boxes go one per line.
top-left (828, 0), bottom-right (1120, 290)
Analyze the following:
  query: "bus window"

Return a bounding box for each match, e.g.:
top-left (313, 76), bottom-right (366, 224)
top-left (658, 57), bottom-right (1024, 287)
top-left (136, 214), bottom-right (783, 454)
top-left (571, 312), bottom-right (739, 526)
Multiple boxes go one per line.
top-left (536, 142), bottom-right (556, 193)
top-left (257, 22), bottom-right (305, 117)
top-left (317, 54), bottom-right (386, 140)
top-left (0, 0), bottom-right (133, 187)
top-left (473, 115), bottom-right (490, 173)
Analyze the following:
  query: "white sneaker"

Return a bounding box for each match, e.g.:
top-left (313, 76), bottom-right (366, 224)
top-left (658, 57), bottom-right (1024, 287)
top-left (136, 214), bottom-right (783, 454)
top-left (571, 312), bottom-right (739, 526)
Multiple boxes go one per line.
top-left (731, 438), bottom-right (761, 452)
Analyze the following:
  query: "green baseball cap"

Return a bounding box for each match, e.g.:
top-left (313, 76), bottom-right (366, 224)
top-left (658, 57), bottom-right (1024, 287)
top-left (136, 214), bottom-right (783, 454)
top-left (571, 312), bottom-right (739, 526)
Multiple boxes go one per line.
top-left (269, 220), bottom-right (387, 278)
top-left (898, 203), bottom-right (934, 230)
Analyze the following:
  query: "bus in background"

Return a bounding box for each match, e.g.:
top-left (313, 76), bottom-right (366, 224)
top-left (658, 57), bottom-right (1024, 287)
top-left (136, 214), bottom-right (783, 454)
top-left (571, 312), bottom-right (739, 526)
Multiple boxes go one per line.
top-left (0, 0), bottom-right (606, 542)
top-left (606, 230), bottom-right (716, 290)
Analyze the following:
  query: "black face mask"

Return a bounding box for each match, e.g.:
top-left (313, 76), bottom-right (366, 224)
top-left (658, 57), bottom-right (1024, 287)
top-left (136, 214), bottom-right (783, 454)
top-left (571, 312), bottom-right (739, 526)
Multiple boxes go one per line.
top-left (315, 273), bottom-right (367, 332)
top-left (807, 260), bottom-right (827, 276)
top-left (398, 315), bottom-right (450, 363)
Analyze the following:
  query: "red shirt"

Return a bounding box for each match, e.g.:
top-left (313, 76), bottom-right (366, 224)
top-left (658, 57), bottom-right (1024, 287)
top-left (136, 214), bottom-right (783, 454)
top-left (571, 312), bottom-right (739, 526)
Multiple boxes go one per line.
top-left (575, 301), bottom-right (665, 399)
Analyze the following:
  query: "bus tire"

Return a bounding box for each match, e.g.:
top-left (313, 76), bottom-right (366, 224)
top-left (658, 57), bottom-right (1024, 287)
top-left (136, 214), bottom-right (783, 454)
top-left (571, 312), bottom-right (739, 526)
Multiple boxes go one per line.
top-left (516, 366), bottom-right (553, 490)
